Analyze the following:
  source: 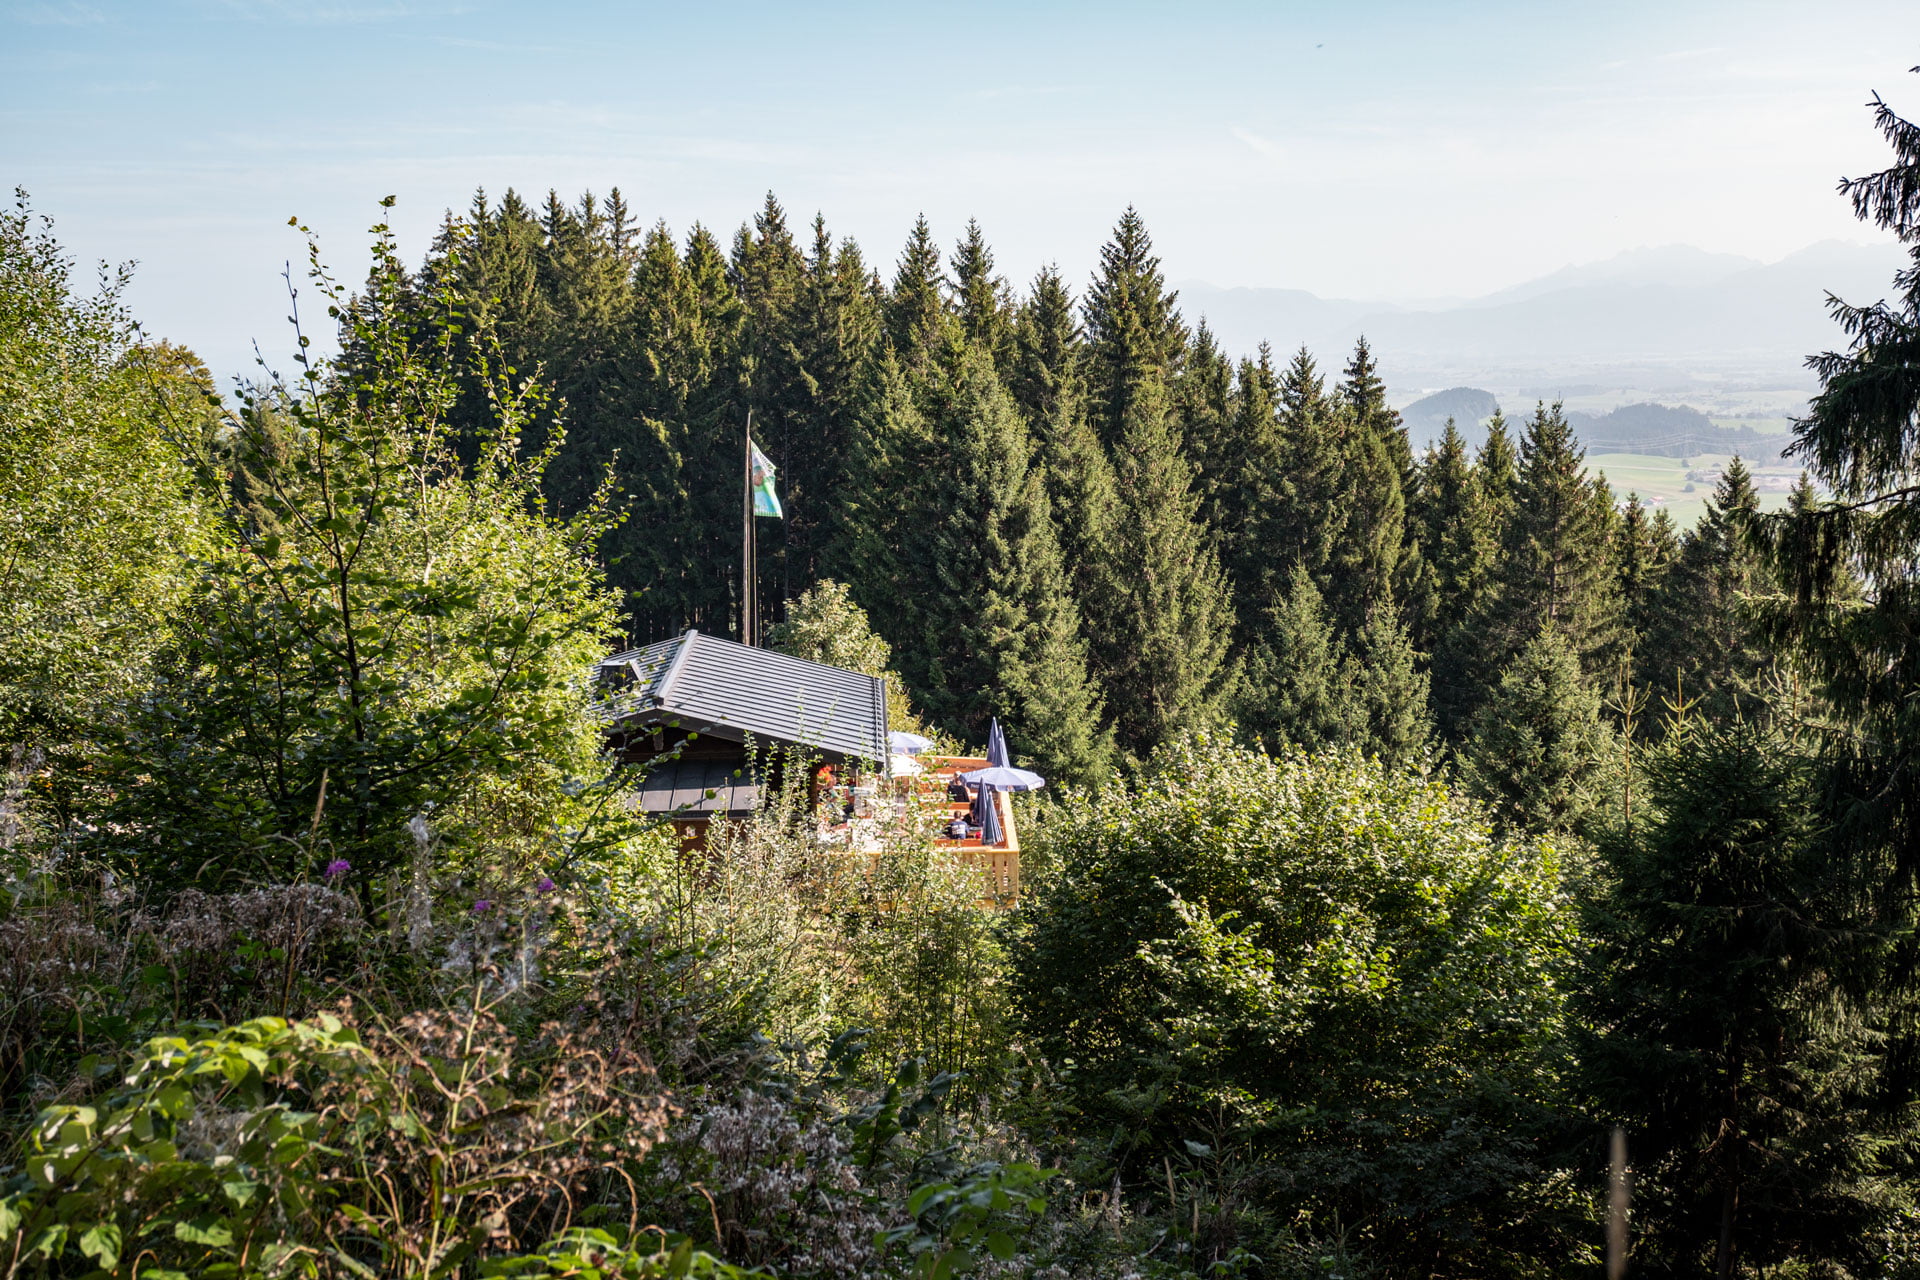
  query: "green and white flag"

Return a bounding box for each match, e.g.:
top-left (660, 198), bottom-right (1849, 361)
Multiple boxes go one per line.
top-left (750, 441), bottom-right (783, 518)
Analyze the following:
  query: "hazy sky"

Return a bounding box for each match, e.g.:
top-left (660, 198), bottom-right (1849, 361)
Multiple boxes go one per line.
top-left (5, 0), bottom-right (1916, 378)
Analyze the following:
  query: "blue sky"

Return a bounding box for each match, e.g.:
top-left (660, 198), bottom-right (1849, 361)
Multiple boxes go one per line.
top-left (4, 0), bottom-right (1916, 379)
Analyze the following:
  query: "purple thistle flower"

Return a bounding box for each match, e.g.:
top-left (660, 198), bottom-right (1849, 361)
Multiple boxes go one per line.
top-left (536, 876), bottom-right (556, 893)
top-left (324, 859), bottom-right (351, 880)
top-left (473, 899), bottom-right (491, 914)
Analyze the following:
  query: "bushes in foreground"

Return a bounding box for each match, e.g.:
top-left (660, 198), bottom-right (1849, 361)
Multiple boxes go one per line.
top-left (1013, 736), bottom-right (1584, 1273)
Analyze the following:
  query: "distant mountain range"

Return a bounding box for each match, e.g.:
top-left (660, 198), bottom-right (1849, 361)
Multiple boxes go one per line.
top-left (1397, 390), bottom-right (1793, 461)
top-left (1178, 240), bottom-right (1907, 393)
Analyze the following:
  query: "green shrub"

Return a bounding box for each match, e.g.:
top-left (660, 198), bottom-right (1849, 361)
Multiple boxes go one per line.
top-left (1012, 733), bottom-right (1582, 1270)
top-left (1, 1004), bottom-right (669, 1278)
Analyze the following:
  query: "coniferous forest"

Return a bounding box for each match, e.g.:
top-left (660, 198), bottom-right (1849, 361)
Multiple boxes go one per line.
top-left (5, 71), bottom-right (1920, 1280)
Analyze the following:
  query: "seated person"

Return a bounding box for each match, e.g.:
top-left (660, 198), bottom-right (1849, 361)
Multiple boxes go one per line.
top-left (946, 814), bottom-right (974, 840)
top-left (946, 776), bottom-right (973, 803)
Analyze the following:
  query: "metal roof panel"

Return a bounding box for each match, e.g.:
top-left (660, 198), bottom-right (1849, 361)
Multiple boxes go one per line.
top-left (599, 630), bottom-right (888, 763)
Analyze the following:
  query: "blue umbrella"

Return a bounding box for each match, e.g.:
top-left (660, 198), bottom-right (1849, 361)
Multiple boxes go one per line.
top-left (986, 718), bottom-right (1011, 768)
top-left (958, 766), bottom-right (1046, 790)
top-left (889, 730), bottom-right (933, 754)
top-left (970, 785), bottom-right (1004, 844)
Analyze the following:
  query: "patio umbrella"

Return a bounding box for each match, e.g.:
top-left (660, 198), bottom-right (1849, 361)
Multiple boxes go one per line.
top-left (957, 765), bottom-right (1046, 790)
top-left (889, 730), bottom-right (933, 754)
top-left (970, 785), bottom-right (1004, 845)
top-left (889, 753), bottom-right (926, 776)
top-left (986, 718), bottom-right (1011, 768)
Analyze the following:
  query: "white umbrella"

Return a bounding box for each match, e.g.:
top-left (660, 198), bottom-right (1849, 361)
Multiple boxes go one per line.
top-left (958, 765), bottom-right (1046, 790)
top-left (889, 753), bottom-right (926, 776)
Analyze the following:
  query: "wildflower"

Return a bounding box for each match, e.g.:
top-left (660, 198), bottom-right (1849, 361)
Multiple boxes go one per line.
top-left (536, 876), bottom-right (556, 893)
top-left (324, 859), bottom-right (351, 880)
top-left (473, 899), bottom-right (491, 914)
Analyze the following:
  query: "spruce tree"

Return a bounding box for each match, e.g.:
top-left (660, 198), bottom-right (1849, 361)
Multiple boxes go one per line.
top-left (1414, 420), bottom-right (1486, 602)
top-left (1339, 605), bottom-right (1433, 769)
top-left (839, 355), bottom-right (938, 669)
top-left (607, 220), bottom-right (742, 641)
top-left (1646, 457), bottom-right (1772, 723)
top-left (1097, 366), bottom-right (1236, 761)
top-left (791, 214), bottom-right (884, 587)
top-left (1745, 73), bottom-right (1920, 1215)
top-left (1236, 571), bottom-right (1429, 768)
top-left (1418, 420), bottom-right (1500, 737)
top-left (1236, 565), bottom-right (1345, 753)
top-left (1342, 337), bottom-right (1415, 489)
top-left (1006, 267), bottom-right (1119, 647)
top-left (900, 353), bottom-right (1114, 783)
top-left (1176, 319), bottom-right (1236, 519)
top-left (1470, 402), bottom-right (1623, 711)
top-left (1082, 207), bottom-right (1186, 451)
top-left (1211, 347), bottom-right (1287, 633)
top-left (1268, 348), bottom-right (1349, 589)
top-left (1459, 626), bottom-right (1610, 834)
top-left (1582, 723), bottom-right (1905, 1274)
top-left (1476, 410), bottom-right (1519, 535)
top-left (949, 219), bottom-right (1013, 372)
top-left (1328, 337), bottom-right (1415, 637)
top-left (1006, 265), bottom-right (1080, 432)
top-left (886, 214), bottom-right (950, 366)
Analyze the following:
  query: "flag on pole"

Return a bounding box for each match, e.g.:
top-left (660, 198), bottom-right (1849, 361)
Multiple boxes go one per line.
top-left (750, 441), bottom-right (783, 518)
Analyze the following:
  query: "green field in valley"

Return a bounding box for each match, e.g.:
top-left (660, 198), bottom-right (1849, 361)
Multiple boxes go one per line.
top-left (1588, 451), bottom-right (1798, 529)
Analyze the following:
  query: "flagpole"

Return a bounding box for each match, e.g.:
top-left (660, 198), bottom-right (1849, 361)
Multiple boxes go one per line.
top-left (743, 409), bottom-right (754, 646)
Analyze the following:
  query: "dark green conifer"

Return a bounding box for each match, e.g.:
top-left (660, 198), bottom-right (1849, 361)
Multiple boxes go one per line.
top-left (886, 214), bottom-right (950, 365)
top-left (1175, 320), bottom-right (1237, 536)
top-left (1006, 267), bottom-right (1118, 636)
top-left (730, 194), bottom-right (815, 620)
top-left (1644, 457), bottom-right (1771, 722)
top-left (1082, 208), bottom-right (1186, 451)
top-left (1097, 368), bottom-right (1236, 761)
top-left (607, 220), bottom-right (742, 640)
top-left (1236, 565), bottom-right (1345, 752)
top-left (1327, 337), bottom-right (1414, 636)
top-left (1583, 723), bottom-right (1903, 1274)
top-left (1419, 421), bottom-right (1500, 738)
top-left (1268, 348), bottom-right (1348, 585)
top-left (1339, 605), bottom-right (1433, 768)
top-left (1613, 492), bottom-right (1676, 681)
top-left (949, 219), bottom-right (1012, 372)
top-left (1476, 410), bottom-right (1519, 535)
top-left (921, 356), bottom-right (1114, 783)
top-left (1459, 626), bottom-right (1610, 833)
top-left (1418, 421), bottom-right (1497, 628)
top-left (791, 214), bottom-right (884, 586)
top-left (1210, 347), bottom-right (1286, 633)
top-left (1473, 402), bottom-right (1624, 700)
top-left (1007, 265), bottom-right (1080, 432)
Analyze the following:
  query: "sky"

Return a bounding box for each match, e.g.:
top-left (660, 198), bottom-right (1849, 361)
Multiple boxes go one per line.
top-left (4, 0), bottom-right (1917, 380)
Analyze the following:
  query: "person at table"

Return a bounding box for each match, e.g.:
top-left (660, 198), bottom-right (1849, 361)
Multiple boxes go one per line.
top-left (946, 814), bottom-right (974, 840)
top-left (946, 776), bottom-right (973, 803)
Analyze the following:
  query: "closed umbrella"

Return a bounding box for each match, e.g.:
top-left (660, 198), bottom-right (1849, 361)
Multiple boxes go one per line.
top-left (986, 718), bottom-right (1011, 768)
top-left (970, 785), bottom-right (1004, 844)
top-left (962, 762), bottom-right (1043, 847)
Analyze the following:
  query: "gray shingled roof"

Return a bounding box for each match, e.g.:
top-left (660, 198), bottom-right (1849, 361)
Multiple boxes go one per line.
top-left (597, 629), bottom-right (889, 763)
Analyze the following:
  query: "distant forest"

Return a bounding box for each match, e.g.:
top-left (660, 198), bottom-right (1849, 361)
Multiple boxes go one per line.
top-left (377, 191), bottom-right (1787, 781)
